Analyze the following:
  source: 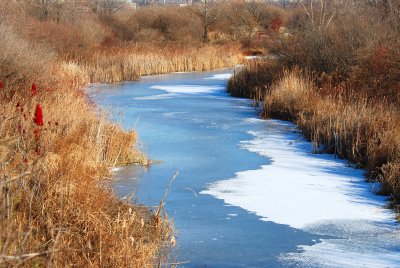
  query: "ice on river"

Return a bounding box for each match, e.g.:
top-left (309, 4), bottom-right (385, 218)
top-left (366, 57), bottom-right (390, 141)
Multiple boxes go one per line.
top-left (202, 119), bottom-right (399, 267)
top-left (203, 120), bottom-right (393, 229)
top-left (151, 84), bottom-right (225, 94)
top-left (204, 73), bottom-right (233, 80)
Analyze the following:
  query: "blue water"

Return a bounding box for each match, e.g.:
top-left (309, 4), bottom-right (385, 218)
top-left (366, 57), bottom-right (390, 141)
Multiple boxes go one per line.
top-left (91, 70), bottom-right (398, 267)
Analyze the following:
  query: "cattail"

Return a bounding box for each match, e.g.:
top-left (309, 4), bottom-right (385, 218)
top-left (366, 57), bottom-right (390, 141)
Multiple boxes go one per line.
top-left (32, 83), bottom-right (37, 96)
top-left (0, 81), bottom-right (4, 89)
top-left (34, 104), bottom-right (44, 126)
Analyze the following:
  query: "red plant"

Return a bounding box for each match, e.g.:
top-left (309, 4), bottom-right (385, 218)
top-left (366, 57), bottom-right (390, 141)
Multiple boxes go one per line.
top-left (271, 17), bottom-right (282, 33)
top-left (0, 81), bottom-right (4, 89)
top-left (33, 104), bottom-right (44, 126)
top-left (32, 83), bottom-right (37, 96)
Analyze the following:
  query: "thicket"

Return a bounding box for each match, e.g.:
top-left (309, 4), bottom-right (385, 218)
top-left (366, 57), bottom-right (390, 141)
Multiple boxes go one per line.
top-left (228, 1), bottom-right (400, 208)
top-left (1, 1), bottom-right (289, 83)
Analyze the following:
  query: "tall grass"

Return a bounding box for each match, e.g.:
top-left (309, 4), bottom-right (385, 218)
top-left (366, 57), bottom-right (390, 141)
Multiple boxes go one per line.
top-left (75, 44), bottom-right (243, 83)
top-left (227, 59), bottom-right (280, 99)
top-left (254, 70), bottom-right (400, 208)
top-left (228, 1), bottom-right (400, 210)
top-left (0, 23), bottom-right (174, 266)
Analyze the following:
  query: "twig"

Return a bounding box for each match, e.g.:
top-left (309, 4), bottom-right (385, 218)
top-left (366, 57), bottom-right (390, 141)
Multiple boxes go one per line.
top-left (156, 171), bottom-right (179, 219)
top-left (1, 172), bottom-right (31, 184)
top-left (183, 187), bottom-right (197, 198)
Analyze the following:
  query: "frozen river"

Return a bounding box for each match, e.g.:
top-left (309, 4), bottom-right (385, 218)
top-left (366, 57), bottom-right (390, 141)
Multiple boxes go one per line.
top-left (93, 69), bottom-right (400, 267)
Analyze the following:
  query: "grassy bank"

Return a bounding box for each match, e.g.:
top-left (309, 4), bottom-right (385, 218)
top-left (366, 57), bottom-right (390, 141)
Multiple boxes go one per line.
top-left (230, 63), bottom-right (400, 211)
top-left (228, 1), bottom-right (400, 209)
top-left (0, 21), bottom-right (175, 266)
top-left (68, 44), bottom-right (242, 83)
top-left (262, 71), bottom-right (400, 205)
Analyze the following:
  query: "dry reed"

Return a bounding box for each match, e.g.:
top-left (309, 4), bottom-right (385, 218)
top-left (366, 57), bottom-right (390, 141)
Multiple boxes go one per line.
top-left (0, 23), bottom-right (174, 267)
top-left (261, 70), bottom-right (400, 207)
top-left (76, 44), bottom-right (243, 83)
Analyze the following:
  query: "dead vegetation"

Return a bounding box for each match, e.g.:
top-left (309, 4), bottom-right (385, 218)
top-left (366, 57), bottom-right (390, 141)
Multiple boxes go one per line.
top-left (228, 1), bottom-right (400, 208)
top-left (0, 20), bottom-right (174, 267)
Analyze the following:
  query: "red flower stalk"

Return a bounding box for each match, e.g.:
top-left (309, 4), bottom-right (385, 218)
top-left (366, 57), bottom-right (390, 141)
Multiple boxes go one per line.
top-left (34, 127), bottom-right (40, 140)
top-left (0, 81), bottom-right (4, 89)
top-left (32, 83), bottom-right (37, 96)
top-left (33, 104), bottom-right (44, 126)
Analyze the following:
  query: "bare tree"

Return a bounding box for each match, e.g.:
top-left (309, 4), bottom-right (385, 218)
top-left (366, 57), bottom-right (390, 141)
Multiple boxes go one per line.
top-left (191, 0), bottom-right (219, 43)
top-left (87, 0), bottom-right (127, 17)
top-left (32, 0), bottom-right (65, 21)
top-left (280, 0), bottom-right (300, 8)
top-left (299, 0), bottom-right (338, 32)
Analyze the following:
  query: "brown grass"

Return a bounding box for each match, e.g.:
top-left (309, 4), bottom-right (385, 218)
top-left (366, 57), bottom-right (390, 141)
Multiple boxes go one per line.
top-left (227, 0), bottom-right (400, 210)
top-left (75, 44), bottom-right (243, 83)
top-left (227, 59), bottom-right (281, 99)
top-left (261, 70), bottom-right (400, 206)
top-left (0, 23), bottom-right (174, 267)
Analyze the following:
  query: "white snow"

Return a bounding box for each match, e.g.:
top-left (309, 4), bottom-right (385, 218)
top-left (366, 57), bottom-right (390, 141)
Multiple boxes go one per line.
top-left (202, 119), bottom-right (400, 267)
top-left (204, 73), bottom-right (233, 80)
top-left (111, 167), bottom-right (122, 172)
top-left (201, 120), bottom-right (394, 229)
top-left (281, 219), bottom-right (400, 267)
top-left (151, 85), bottom-right (224, 94)
top-left (244, 56), bottom-right (260, 60)
top-left (282, 238), bottom-right (400, 268)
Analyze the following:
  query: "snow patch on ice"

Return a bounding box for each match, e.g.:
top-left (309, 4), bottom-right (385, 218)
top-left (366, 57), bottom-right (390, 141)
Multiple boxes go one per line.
top-left (201, 120), bottom-right (394, 229)
top-left (204, 73), bottom-right (233, 80)
top-left (111, 167), bottom-right (122, 172)
top-left (151, 85), bottom-right (224, 94)
top-left (202, 119), bottom-right (400, 267)
top-left (281, 220), bottom-right (400, 268)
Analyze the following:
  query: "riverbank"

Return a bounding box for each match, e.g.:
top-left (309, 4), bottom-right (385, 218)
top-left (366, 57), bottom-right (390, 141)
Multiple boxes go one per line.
top-left (228, 67), bottom-right (400, 213)
top-left (0, 9), bottom-right (247, 264)
top-left (66, 44), bottom-right (243, 84)
top-left (0, 23), bottom-right (177, 266)
top-left (227, 1), bottom-right (400, 210)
